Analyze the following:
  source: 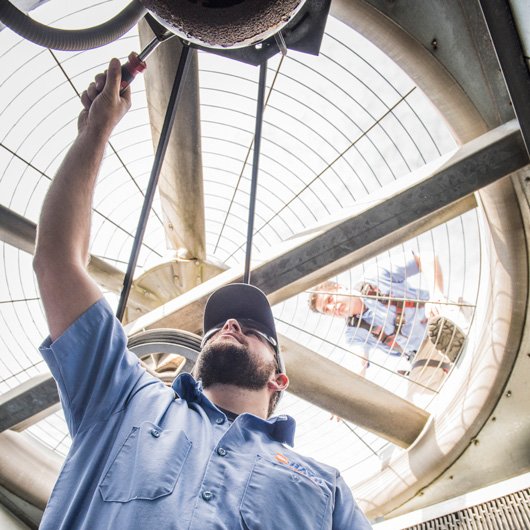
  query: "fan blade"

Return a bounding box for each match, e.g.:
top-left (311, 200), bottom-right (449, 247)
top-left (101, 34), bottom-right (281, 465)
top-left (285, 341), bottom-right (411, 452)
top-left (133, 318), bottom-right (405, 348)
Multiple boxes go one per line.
top-left (0, 430), bottom-right (62, 511)
top-left (0, 204), bottom-right (160, 313)
top-left (139, 19), bottom-right (206, 261)
top-left (280, 334), bottom-right (429, 448)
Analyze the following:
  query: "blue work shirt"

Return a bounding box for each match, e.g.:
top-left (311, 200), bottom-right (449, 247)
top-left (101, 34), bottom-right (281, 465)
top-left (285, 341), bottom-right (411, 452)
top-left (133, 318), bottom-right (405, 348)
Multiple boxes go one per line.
top-left (345, 257), bottom-right (430, 357)
top-left (39, 298), bottom-right (372, 529)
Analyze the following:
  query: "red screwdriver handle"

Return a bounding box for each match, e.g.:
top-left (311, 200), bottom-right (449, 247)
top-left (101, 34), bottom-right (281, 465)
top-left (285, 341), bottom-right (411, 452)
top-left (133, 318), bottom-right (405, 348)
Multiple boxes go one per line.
top-left (120, 52), bottom-right (147, 94)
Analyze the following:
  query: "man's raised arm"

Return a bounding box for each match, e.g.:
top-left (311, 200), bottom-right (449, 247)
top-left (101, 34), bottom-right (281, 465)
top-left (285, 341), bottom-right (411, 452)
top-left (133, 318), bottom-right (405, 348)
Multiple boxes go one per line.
top-left (33, 58), bottom-right (131, 341)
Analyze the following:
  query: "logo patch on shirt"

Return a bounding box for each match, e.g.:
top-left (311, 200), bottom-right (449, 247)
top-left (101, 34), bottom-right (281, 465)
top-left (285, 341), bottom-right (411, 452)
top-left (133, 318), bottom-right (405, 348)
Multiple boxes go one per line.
top-left (274, 453), bottom-right (324, 486)
top-left (275, 452), bottom-right (289, 465)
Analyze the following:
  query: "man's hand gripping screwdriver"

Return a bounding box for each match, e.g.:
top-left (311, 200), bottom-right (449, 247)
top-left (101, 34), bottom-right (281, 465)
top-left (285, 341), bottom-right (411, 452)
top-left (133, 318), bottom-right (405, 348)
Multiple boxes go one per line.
top-left (120, 30), bottom-right (174, 95)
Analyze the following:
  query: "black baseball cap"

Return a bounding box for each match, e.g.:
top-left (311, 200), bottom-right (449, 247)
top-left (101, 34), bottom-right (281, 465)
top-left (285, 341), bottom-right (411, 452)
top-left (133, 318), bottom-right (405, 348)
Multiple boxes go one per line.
top-left (203, 283), bottom-right (284, 372)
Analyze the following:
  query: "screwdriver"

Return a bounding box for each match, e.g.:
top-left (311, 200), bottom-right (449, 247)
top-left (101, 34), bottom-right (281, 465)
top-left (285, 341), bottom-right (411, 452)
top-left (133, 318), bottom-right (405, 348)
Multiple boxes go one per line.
top-left (120, 30), bottom-right (174, 95)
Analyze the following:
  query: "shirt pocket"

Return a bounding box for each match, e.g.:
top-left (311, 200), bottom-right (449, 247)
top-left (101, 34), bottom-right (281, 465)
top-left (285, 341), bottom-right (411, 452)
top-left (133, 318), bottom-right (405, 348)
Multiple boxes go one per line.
top-left (99, 421), bottom-right (191, 502)
top-left (240, 455), bottom-right (331, 530)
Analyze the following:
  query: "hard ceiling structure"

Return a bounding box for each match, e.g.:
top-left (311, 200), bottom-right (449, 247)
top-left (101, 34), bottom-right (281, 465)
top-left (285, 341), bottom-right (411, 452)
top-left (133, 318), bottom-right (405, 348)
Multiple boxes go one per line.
top-left (0, 0), bottom-right (529, 528)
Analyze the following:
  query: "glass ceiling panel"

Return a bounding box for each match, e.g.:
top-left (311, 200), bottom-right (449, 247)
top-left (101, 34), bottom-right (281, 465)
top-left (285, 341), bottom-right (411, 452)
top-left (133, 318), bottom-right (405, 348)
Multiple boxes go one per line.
top-left (0, 0), bottom-right (481, 491)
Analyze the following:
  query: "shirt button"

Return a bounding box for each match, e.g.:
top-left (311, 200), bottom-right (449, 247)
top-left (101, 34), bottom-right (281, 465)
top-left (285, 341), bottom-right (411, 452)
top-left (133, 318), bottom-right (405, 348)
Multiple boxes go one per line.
top-left (151, 429), bottom-right (160, 438)
top-left (215, 417), bottom-right (225, 425)
top-left (217, 447), bottom-right (227, 457)
top-left (202, 490), bottom-right (214, 501)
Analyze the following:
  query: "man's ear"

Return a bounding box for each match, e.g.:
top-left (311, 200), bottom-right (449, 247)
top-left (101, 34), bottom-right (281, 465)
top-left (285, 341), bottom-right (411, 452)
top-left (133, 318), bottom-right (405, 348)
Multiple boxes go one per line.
top-left (268, 373), bottom-right (289, 392)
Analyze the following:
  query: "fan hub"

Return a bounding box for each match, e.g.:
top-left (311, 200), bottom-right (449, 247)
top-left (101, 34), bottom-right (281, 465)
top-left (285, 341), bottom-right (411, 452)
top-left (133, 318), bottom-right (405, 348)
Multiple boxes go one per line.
top-left (140, 0), bottom-right (306, 49)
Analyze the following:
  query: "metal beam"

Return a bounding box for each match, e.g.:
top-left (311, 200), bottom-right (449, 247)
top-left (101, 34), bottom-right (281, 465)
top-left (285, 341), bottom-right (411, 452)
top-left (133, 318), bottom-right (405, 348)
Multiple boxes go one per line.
top-left (478, 0), bottom-right (530, 158)
top-left (0, 375), bottom-right (58, 433)
top-left (0, 204), bottom-right (36, 254)
top-left (127, 120), bottom-right (528, 336)
top-left (126, 194), bottom-right (475, 335)
top-left (280, 334), bottom-right (429, 448)
top-left (139, 19), bottom-right (206, 261)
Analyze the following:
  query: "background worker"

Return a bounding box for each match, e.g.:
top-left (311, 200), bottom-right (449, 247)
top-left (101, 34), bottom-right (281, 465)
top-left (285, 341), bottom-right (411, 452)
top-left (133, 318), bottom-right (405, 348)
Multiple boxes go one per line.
top-left (33, 58), bottom-right (372, 529)
top-left (308, 254), bottom-right (465, 379)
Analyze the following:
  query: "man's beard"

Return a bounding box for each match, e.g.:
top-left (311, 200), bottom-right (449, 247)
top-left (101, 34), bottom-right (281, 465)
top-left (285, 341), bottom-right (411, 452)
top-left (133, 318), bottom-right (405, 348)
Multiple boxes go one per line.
top-left (194, 340), bottom-right (276, 391)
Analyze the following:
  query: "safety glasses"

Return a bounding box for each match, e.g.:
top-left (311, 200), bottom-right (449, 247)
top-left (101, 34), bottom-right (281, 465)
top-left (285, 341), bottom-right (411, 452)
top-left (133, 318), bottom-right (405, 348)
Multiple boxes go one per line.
top-left (201, 318), bottom-right (282, 372)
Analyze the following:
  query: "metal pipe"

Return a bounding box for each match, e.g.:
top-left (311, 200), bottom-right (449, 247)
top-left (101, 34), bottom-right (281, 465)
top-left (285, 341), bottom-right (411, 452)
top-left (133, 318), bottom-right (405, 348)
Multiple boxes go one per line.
top-left (243, 60), bottom-right (268, 284)
top-left (116, 43), bottom-right (192, 320)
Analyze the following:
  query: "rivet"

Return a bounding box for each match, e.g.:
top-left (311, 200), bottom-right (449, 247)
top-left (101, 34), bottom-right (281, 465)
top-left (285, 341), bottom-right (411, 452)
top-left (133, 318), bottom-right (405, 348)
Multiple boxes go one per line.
top-left (431, 38), bottom-right (438, 50)
top-left (473, 438), bottom-right (479, 445)
top-left (505, 390), bottom-right (512, 397)
top-left (449, 475), bottom-right (454, 480)
top-left (491, 416), bottom-right (496, 422)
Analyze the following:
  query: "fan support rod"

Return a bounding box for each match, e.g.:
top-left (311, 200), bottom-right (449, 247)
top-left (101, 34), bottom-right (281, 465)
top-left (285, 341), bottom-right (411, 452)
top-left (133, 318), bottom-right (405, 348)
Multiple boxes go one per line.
top-left (117, 43), bottom-right (192, 320)
top-left (243, 59), bottom-right (268, 284)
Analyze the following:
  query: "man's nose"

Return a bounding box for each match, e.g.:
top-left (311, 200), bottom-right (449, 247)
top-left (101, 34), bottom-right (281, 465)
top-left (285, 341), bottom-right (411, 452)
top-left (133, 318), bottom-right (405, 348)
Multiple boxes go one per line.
top-left (222, 318), bottom-right (242, 332)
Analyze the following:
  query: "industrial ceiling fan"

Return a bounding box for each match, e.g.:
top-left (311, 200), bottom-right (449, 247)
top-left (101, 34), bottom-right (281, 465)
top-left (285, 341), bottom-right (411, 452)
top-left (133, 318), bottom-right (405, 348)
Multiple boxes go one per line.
top-left (0, 0), bottom-right (460, 451)
top-left (2, 1), bottom-right (530, 525)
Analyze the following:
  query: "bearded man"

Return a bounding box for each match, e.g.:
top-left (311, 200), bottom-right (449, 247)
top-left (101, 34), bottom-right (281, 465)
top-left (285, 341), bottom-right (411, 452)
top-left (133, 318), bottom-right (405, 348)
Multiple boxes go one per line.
top-left (33, 58), bottom-right (372, 529)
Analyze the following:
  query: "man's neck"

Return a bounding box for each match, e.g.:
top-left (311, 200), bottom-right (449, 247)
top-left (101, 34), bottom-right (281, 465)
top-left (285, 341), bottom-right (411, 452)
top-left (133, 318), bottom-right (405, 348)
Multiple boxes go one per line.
top-left (203, 384), bottom-right (269, 419)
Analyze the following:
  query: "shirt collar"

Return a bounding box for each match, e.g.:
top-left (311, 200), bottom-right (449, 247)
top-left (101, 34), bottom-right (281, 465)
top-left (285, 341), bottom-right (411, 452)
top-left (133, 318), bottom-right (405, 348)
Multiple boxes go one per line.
top-left (172, 372), bottom-right (204, 401)
top-left (171, 373), bottom-right (296, 446)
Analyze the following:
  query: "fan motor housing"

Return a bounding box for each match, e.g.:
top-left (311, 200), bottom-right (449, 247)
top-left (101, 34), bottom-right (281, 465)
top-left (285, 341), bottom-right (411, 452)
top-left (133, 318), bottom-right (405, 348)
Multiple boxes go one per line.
top-left (140, 0), bottom-right (307, 49)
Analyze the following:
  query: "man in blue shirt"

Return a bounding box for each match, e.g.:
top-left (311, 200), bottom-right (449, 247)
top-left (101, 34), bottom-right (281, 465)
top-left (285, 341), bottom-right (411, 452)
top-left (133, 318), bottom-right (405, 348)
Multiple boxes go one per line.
top-left (33, 58), bottom-right (372, 529)
top-left (308, 256), bottom-right (465, 378)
